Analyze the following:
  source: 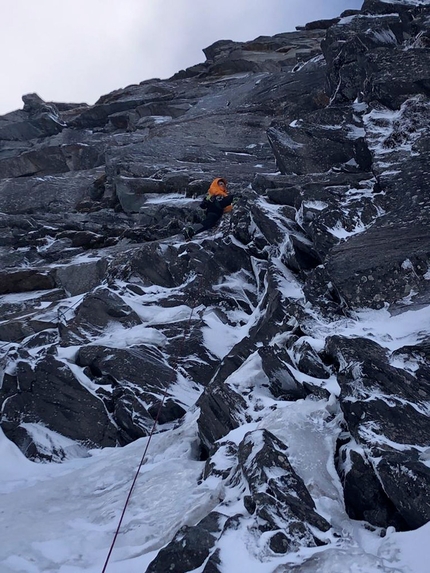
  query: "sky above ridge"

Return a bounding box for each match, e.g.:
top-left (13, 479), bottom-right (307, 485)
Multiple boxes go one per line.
top-left (0, 0), bottom-right (362, 115)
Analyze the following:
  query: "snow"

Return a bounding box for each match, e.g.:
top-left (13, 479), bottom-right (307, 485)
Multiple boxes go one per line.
top-left (273, 131), bottom-right (304, 150)
top-left (3, 235), bottom-right (430, 571)
top-left (302, 200), bottom-right (328, 211)
top-left (0, 412), bottom-right (219, 573)
top-left (20, 423), bottom-right (90, 462)
top-left (73, 323), bottom-right (168, 349)
top-left (202, 309), bottom-right (245, 358)
top-left (202, 300), bottom-right (266, 360)
top-left (380, 0), bottom-right (427, 4)
top-left (0, 289), bottom-right (57, 306)
top-left (363, 97), bottom-right (430, 162)
top-left (346, 124), bottom-right (366, 139)
top-left (293, 304), bottom-right (430, 357)
top-left (202, 269), bottom-right (268, 359)
top-left (338, 16), bottom-right (358, 26)
top-left (353, 101), bottom-right (368, 113)
top-left (369, 28), bottom-right (398, 45)
top-left (327, 220), bottom-right (369, 239)
top-left (144, 193), bottom-right (195, 205)
top-left (2, 298), bottom-right (430, 572)
top-left (344, 183), bottom-right (380, 204)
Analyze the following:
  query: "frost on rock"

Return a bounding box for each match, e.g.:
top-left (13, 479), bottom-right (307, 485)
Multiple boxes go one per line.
top-left (1, 1), bottom-right (430, 572)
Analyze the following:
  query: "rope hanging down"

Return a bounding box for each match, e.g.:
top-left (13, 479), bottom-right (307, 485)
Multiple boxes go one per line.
top-left (101, 273), bottom-right (204, 573)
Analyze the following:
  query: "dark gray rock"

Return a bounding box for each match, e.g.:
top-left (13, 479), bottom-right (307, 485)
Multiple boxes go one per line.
top-left (146, 512), bottom-right (227, 573)
top-left (54, 258), bottom-right (109, 296)
top-left (338, 439), bottom-right (407, 529)
top-left (76, 344), bottom-right (172, 392)
top-left (196, 380), bottom-right (247, 455)
top-left (266, 185), bottom-right (302, 207)
top-left (162, 321), bottom-right (220, 384)
top-left (377, 452), bottom-right (430, 530)
top-left (267, 107), bottom-right (372, 175)
top-left (0, 94), bottom-right (66, 142)
top-left (258, 346), bottom-right (309, 400)
top-left (59, 288), bottom-right (142, 345)
top-left (326, 335), bottom-right (430, 529)
top-left (202, 29), bottom-right (325, 74)
top-left (293, 340), bottom-right (330, 380)
top-left (76, 342), bottom-right (181, 443)
top-left (201, 549), bottom-right (222, 573)
top-left (0, 354), bottom-right (117, 460)
top-left (0, 288), bottom-right (63, 323)
top-left (303, 18), bottom-right (340, 31)
top-left (322, 13), bottom-right (404, 103)
top-left (237, 429), bottom-right (331, 548)
top-left (147, 398), bottom-right (186, 425)
top-left (326, 222), bottom-right (430, 309)
top-left (0, 168), bottom-right (105, 214)
top-left (365, 48), bottom-right (430, 109)
top-left (112, 387), bottom-right (151, 444)
top-left (0, 269), bottom-right (55, 295)
top-left (0, 317), bottom-right (57, 344)
top-left (362, 0), bottom-right (429, 22)
top-left (0, 143), bottom-right (103, 179)
top-left (114, 176), bottom-right (166, 213)
top-left (116, 232), bottom-right (254, 296)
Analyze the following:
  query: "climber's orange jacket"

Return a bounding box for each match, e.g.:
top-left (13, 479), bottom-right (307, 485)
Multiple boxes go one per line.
top-left (206, 178), bottom-right (233, 213)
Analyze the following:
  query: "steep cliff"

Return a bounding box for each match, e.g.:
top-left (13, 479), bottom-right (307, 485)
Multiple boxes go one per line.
top-left (1, 1), bottom-right (430, 571)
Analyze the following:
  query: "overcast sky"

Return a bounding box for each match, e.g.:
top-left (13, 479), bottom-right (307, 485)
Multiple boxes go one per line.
top-left (0, 1), bottom-right (362, 116)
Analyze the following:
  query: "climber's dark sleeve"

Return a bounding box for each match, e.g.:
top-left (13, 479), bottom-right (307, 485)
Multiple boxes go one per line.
top-left (219, 195), bottom-right (234, 208)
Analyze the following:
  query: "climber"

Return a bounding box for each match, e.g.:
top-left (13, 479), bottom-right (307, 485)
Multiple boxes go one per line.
top-left (183, 177), bottom-right (234, 240)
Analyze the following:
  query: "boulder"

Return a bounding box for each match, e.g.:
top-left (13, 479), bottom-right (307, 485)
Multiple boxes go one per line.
top-left (0, 355), bottom-right (117, 460)
top-left (326, 335), bottom-right (430, 529)
top-left (54, 257), bottom-right (109, 296)
top-left (196, 380), bottom-right (247, 455)
top-left (267, 107), bottom-right (372, 175)
top-left (0, 168), bottom-right (104, 214)
top-left (0, 269), bottom-right (55, 295)
top-left (147, 512), bottom-right (227, 573)
top-left (60, 288), bottom-right (142, 344)
top-left (237, 429), bottom-right (330, 550)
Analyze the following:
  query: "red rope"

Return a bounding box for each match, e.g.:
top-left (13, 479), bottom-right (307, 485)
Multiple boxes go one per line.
top-left (101, 278), bottom-right (202, 573)
top-left (100, 391), bottom-right (168, 573)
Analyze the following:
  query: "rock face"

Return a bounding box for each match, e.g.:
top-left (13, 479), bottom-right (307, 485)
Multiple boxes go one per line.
top-left (1, 0), bottom-right (430, 569)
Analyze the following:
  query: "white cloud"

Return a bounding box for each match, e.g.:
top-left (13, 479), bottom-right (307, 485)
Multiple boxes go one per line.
top-left (0, 0), bottom-right (362, 114)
